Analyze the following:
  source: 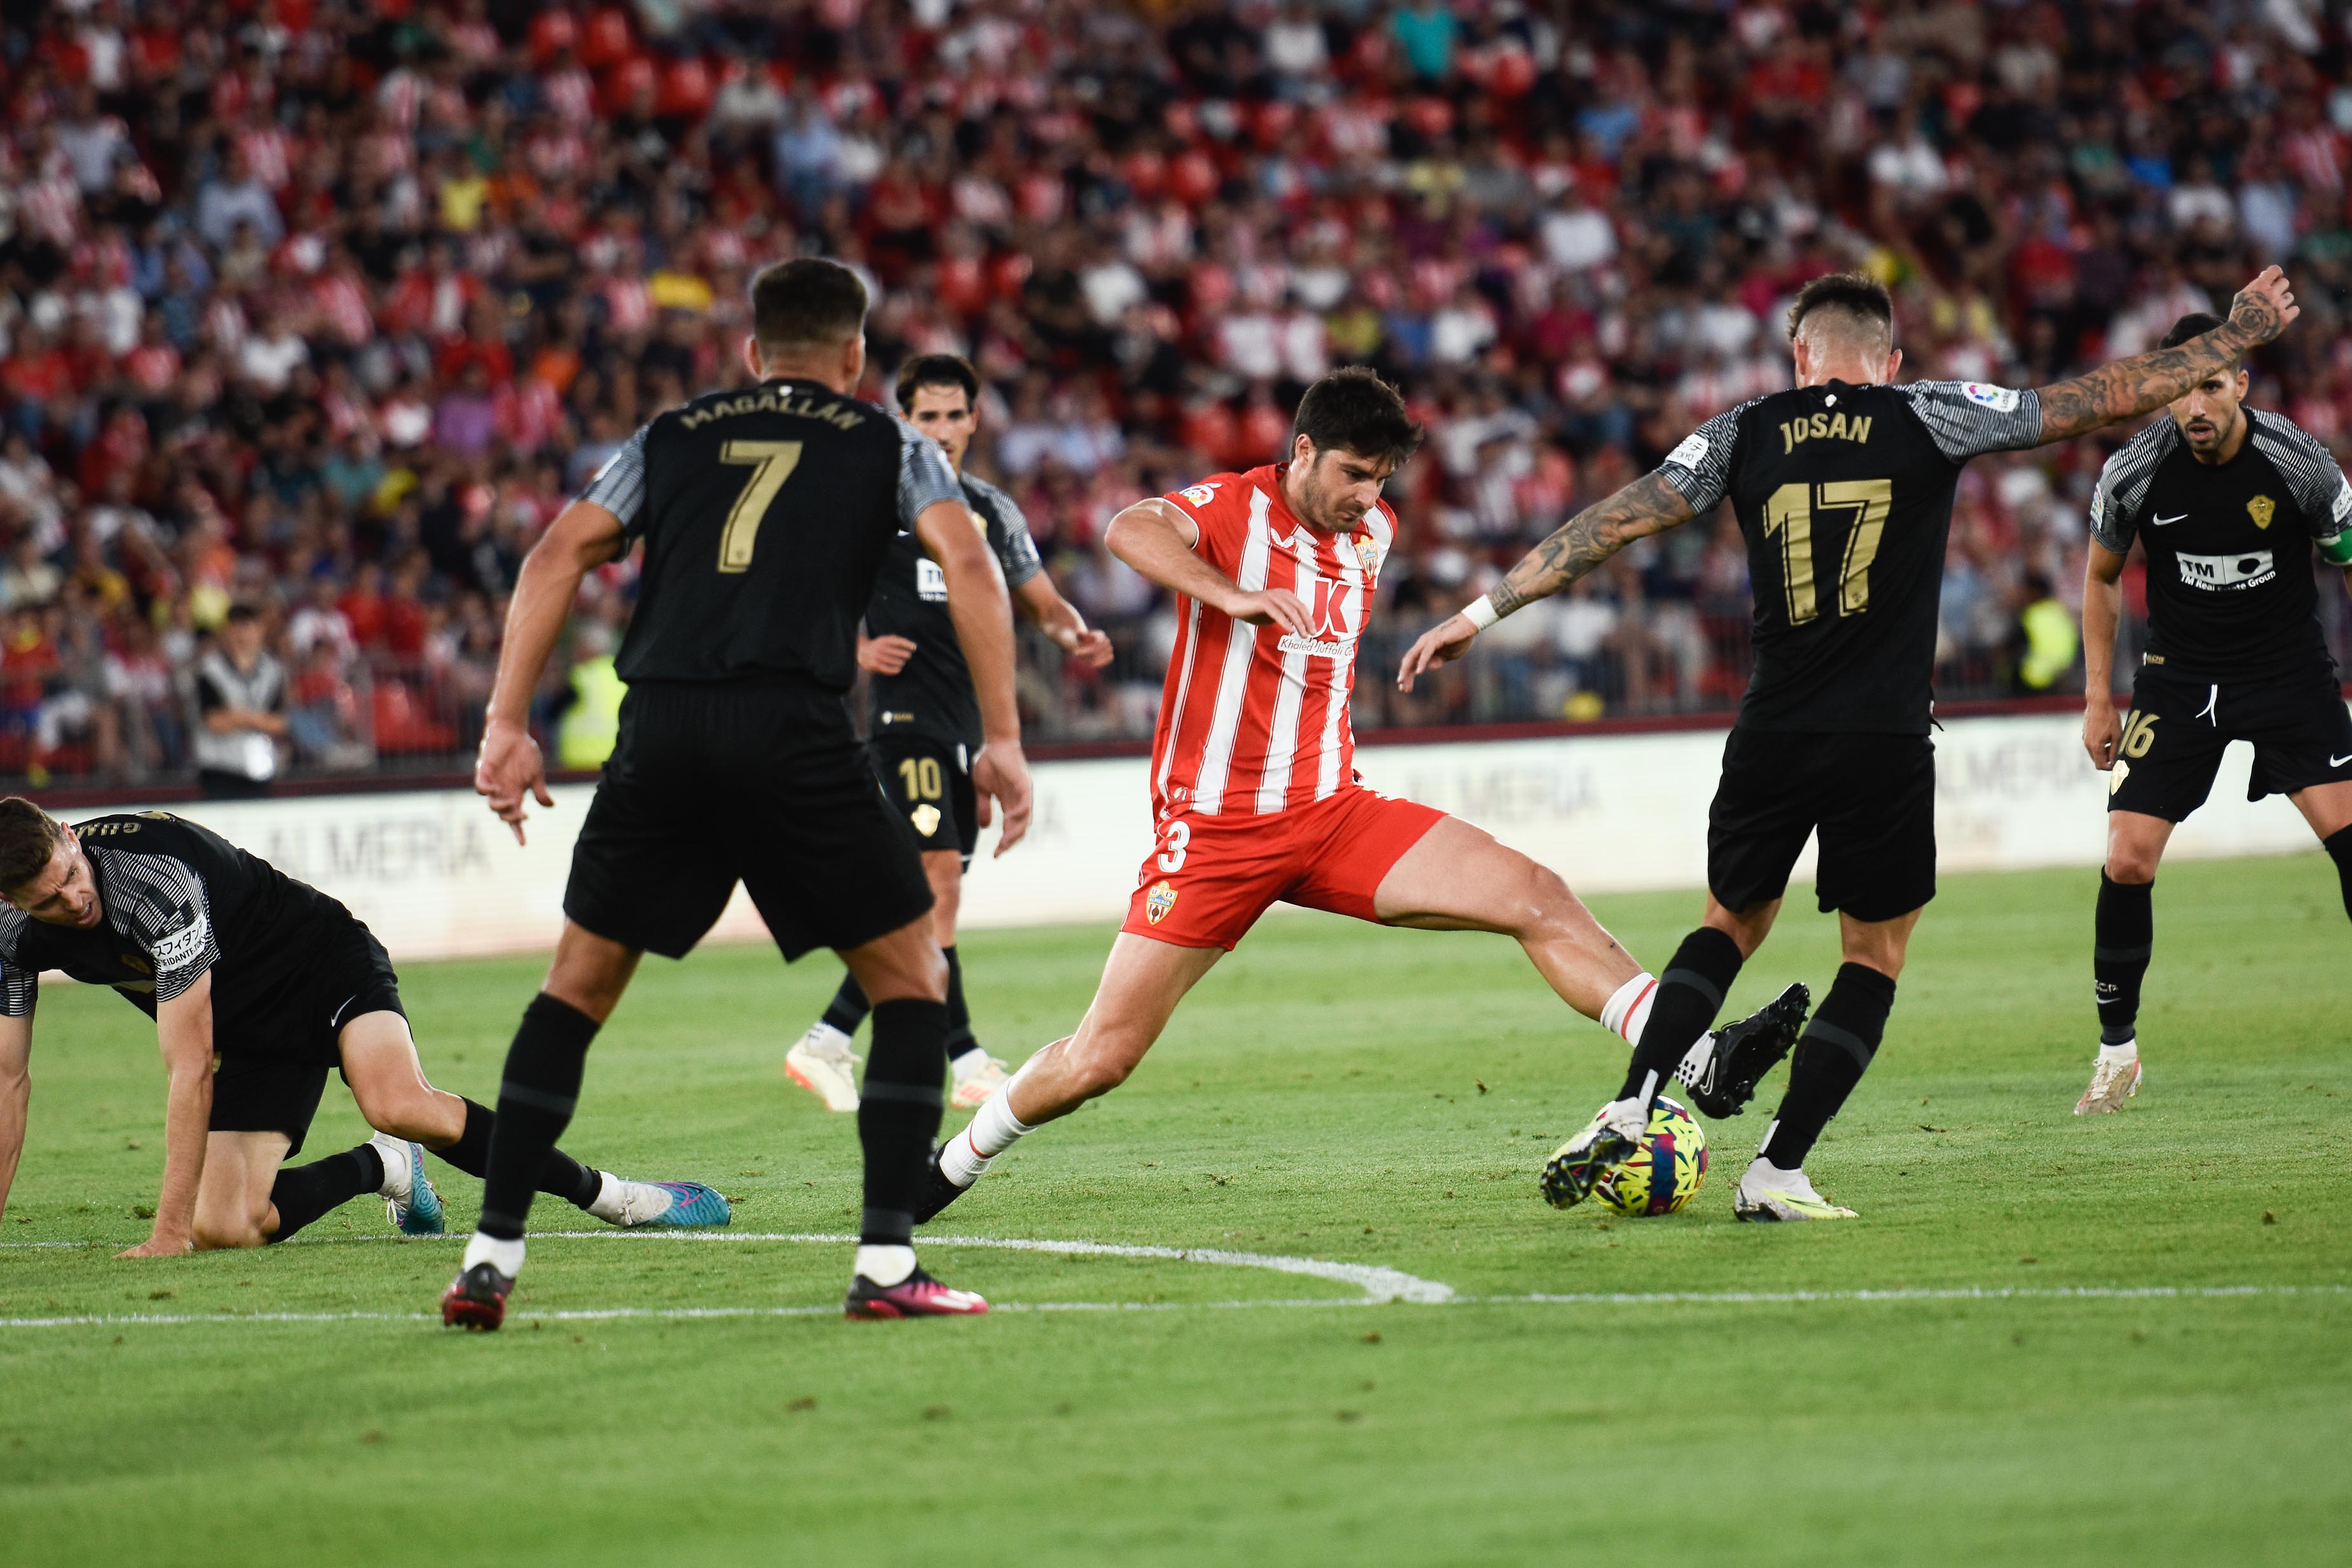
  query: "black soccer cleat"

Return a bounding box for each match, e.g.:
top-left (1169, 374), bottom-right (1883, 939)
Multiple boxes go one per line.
top-left (440, 1262), bottom-right (515, 1331)
top-left (1681, 981), bottom-right (1811, 1120)
top-left (1539, 1119), bottom-right (1641, 1210)
top-left (844, 1265), bottom-right (988, 1319)
top-left (912, 1145), bottom-right (969, 1225)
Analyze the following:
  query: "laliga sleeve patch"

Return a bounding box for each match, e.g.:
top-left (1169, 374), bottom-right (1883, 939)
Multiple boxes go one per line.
top-left (2089, 487), bottom-right (2105, 528)
top-left (2334, 477), bottom-right (2351, 525)
top-left (1178, 484), bottom-right (1219, 510)
top-left (1664, 432), bottom-right (1709, 470)
top-left (1962, 383), bottom-right (2021, 412)
top-left (149, 909), bottom-right (212, 973)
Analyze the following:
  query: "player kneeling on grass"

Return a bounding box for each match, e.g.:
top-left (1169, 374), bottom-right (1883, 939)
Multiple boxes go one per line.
top-left (913, 368), bottom-right (1809, 1229)
top-left (0, 800), bottom-right (727, 1255)
top-left (2078, 312), bottom-right (2352, 1114)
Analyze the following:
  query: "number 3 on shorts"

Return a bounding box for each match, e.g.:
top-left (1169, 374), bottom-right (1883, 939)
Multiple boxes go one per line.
top-left (1156, 819), bottom-right (1190, 873)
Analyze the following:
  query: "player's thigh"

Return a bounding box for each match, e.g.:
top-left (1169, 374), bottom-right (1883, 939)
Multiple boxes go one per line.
top-left (2103, 810), bottom-right (2175, 882)
top-left (193, 1131), bottom-right (289, 1249)
top-left (840, 913), bottom-right (947, 1006)
top-left (2291, 779), bottom-right (2352, 840)
top-left (563, 767), bottom-right (737, 962)
top-left (1706, 728), bottom-right (1822, 917)
top-left (2105, 667), bottom-right (2228, 823)
top-left (1068, 932), bottom-right (1225, 1072)
top-left (2241, 665), bottom-right (2352, 824)
top-left (920, 850), bottom-right (964, 943)
top-left (208, 1050), bottom-right (333, 1161)
top-left (1814, 733), bottom-right (1936, 922)
top-left (1365, 810), bottom-right (1569, 932)
top-left (338, 1010), bottom-right (462, 1143)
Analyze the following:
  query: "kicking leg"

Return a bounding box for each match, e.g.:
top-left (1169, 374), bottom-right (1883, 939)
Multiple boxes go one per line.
top-left (926, 933), bottom-right (1224, 1218)
top-left (1737, 909), bottom-right (1917, 1222)
top-left (191, 1132), bottom-right (289, 1250)
top-left (444, 922), bottom-right (639, 1329)
top-left (2082, 811), bottom-right (2170, 1114)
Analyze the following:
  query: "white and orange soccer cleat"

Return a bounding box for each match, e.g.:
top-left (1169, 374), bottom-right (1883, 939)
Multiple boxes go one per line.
top-left (949, 1052), bottom-right (1011, 1110)
top-left (2075, 1047), bottom-right (2143, 1115)
top-left (786, 1022), bottom-right (861, 1112)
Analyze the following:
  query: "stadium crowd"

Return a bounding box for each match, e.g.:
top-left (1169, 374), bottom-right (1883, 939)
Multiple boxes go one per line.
top-left (3, 0), bottom-right (2351, 787)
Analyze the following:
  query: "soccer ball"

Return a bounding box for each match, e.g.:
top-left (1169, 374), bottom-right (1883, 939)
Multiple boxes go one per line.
top-left (1590, 1094), bottom-right (1708, 1218)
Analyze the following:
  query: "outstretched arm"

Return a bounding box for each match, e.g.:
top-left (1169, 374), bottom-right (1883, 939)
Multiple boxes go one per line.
top-left (2034, 266), bottom-right (2298, 446)
top-left (1014, 573), bottom-right (1114, 668)
top-left (0, 1012), bottom-right (30, 1224)
top-left (120, 973), bottom-right (214, 1258)
top-left (1395, 471), bottom-right (1695, 691)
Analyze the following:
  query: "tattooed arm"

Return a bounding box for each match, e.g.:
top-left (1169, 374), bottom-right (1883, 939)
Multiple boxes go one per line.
top-left (1395, 471), bottom-right (1695, 691)
top-left (2034, 266), bottom-right (2297, 445)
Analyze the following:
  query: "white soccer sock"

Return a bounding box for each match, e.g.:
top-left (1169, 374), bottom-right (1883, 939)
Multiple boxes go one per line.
top-left (940, 1086), bottom-right (1037, 1188)
top-left (367, 1132), bottom-right (412, 1197)
top-left (587, 1169), bottom-right (629, 1224)
top-left (854, 1243), bottom-right (916, 1286)
top-left (2097, 1037), bottom-right (2138, 1065)
top-left (1601, 972), bottom-right (1659, 1046)
top-left (463, 1230), bottom-right (525, 1278)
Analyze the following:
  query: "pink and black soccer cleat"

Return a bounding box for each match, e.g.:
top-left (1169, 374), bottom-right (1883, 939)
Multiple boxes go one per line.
top-left (844, 1267), bottom-right (989, 1319)
top-left (441, 1262), bottom-right (516, 1331)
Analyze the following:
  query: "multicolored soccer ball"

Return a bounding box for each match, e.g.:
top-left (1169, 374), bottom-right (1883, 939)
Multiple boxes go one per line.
top-left (1589, 1095), bottom-right (1708, 1217)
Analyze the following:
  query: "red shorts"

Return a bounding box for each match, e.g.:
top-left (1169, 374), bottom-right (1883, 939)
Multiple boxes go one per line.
top-left (1121, 786), bottom-right (1447, 951)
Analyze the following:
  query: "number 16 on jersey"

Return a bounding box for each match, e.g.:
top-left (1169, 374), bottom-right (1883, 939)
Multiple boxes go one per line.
top-left (1763, 479), bottom-right (1892, 623)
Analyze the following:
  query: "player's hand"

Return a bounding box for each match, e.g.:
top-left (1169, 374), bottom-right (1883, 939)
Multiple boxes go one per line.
top-left (1054, 624), bottom-right (1116, 669)
top-left (2082, 697), bottom-right (2123, 771)
top-left (858, 634), bottom-right (917, 675)
top-left (1396, 613), bottom-right (1480, 692)
top-left (116, 1231), bottom-right (191, 1259)
top-left (475, 716), bottom-right (554, 846)
top-left (1225, 588), bottom-right (1313, 637)
top-left (2227, 265), bottom-right (2297, 346)
top-left (973, 740), bottom-right (1033, 856)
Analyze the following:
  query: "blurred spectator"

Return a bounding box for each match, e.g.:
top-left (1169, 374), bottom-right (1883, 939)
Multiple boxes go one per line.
top-left (192, 605), bottom-right (285, 798)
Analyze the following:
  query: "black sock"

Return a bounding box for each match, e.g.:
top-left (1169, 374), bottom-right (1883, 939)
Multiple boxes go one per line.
top-left (477, 994), bottom-right (601, 1241)
top-left (2324, 825), bottom-right (2352, 923)
top-left (1760, 962), bottom-right (1897, 1170)
top-left (822, 972), bottom-right (872, 1037)
top-left (432, 1098), bottom-right (602, 1210)
top-left (264, 1143), bottom-right (383, 1243)
top-left (1617, 927), bottom-right (1744, 1102)
top-left (2095, 872), bottom-right (2154, 1044)
top-left (942, 944), bottom-right (981, 1065)
top-left (858, 997), bottom-right (949, 1248)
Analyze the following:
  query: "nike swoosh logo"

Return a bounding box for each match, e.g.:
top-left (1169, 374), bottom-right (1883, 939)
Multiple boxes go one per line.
top-left (2152, 513), bottom-right (2187, 526)
top-left (2333, 753), bottom-right (2352, 767)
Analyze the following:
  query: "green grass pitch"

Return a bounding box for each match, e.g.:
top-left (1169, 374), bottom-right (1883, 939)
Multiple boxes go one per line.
top-left (2, 855), bottom-right (2348, 1566)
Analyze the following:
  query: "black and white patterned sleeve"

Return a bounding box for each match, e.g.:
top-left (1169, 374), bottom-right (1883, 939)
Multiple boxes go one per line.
top-left (2246, 411), bottom-right (2352, 542)
top-left (1897, 381), bottom-right (2047, 461)
top-left (0, 913), bottom-right (38, 1018)
top-left (578, 425), bottom-right (652, 541)
top-left (895, 418), bottom-right (964, 531)
top-left (967, 475), bottom-right (1043, 589)
top-left (103, 851), bottom-right (219, 1006)
top-left (1650, 402), bottom-right (1750, 515)
top-left (2087, 421), bottom-right (2177, 556)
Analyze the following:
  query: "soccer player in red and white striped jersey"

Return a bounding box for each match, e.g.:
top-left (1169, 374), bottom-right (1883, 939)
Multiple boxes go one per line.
top-left (920, 369), bottom-right (1809, 1221)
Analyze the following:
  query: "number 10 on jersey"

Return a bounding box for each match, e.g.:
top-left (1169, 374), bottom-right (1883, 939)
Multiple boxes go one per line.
top-left (1762, 479), bottom-right (1892, 624)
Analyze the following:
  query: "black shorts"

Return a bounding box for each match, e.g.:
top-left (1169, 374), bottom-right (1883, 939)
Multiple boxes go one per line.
top-left (2107, 660), bottom-right (2352, 821)
top-left (564, 682), bottom-right (935, 962)
top-left (1707, 728), bottom-right (1937, 922)
top-left (207, 915), bottom-right (404, 1157)
top-left (868, 730), bottom-right (979, 868)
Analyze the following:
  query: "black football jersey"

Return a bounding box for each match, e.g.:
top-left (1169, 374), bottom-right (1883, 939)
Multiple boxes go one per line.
top-left (867, 470), bottom-right (1043, 747)
top-left (2088, 407), bottom-right (2351, 679)
top-left (580, 376), bottom-right (962, 690)
top-left (0, 812), bottom-right (341, 1029)
top-left (1657, 379), bottom-right (2046, 733)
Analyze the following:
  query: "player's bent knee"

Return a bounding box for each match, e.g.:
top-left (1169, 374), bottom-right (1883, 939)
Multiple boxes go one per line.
top-left (191, 1217), bottom-right (266, 1251)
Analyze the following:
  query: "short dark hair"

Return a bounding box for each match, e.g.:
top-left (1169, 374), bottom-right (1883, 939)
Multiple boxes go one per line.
top-left (0, 797), bottom-right (65, 893)
top-left (1293, 366), bottom-right (1423, 466)
top-left (1788, 272), bottom-right (1895, 346)
top-left (2159, 311), bottom-right (2232, 361)
top-left (750, 259), bottom-right (869, 356)
top-left (224, 603), bottom-right (261, 626)
top-left (896, 353), bottom-right (980, 414)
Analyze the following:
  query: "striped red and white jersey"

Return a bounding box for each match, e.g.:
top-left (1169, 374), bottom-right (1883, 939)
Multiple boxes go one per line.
top-left (1149, 465), bottom-right (1397, 819)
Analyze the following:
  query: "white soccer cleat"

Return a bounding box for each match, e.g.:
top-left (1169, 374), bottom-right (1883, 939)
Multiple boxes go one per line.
top-left (1732, 1159), bottom-right (1857, 1222)
top-left (587, 1171), bottom-right (732, 1228)
top-left (949, 1052), bottom-right (1011, 1110)
top-left (786, 1023), bottom-right (861, 1112)
top-left (2074, 1051), bottom-right (2143, 1115)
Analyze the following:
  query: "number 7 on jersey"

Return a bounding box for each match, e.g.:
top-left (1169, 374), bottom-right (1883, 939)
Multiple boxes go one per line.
top-left (717, 440), bottom-right (804, 573)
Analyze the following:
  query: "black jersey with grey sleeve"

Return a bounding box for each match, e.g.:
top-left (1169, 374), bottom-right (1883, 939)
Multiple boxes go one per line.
top-left (1654, 379), bottom-right (2045, 733)
top-left (2088, 408), bottom-right (2351, 680)
top-left (0, 813), bottom-right (343, 1033)
top-left (580, 377), bottom-right (963, 691)
top-left (866, 470), bottom-right (1043, 747)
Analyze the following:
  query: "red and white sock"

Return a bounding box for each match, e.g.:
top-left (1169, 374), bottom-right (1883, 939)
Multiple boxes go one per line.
top-left (1601, 972), bottom-right (1660, 1046)
top-left (940, 1084), bottom-right (1035, 1188)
